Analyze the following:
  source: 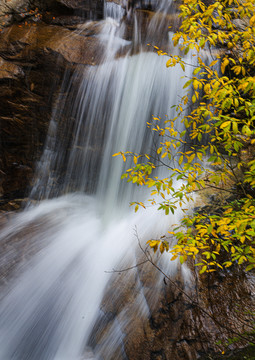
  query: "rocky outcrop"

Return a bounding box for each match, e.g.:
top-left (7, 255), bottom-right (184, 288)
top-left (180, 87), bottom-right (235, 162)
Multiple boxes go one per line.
top-left (89, 259), bottom-right (255, 360)
top-left (0, 57), bottom-right (23, 79)
top-left (0, 23), bottom-right (103, 65)
top-left (0, 0), bottom-right (104, 29)
top-left (0, 1), bottom-right (108, 210)
top-left (0, 20), bottom-right (106, 208)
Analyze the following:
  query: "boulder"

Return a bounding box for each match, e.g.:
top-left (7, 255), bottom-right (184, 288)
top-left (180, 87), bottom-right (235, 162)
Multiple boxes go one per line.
top-left (0, 23), bottom-right (102, 65)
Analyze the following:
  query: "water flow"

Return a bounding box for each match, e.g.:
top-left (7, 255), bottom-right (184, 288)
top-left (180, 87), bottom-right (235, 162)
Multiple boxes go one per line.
top-left (104, 1), bottom-right (125, 21)
top-left (0, 2), bottom-right (193, 359)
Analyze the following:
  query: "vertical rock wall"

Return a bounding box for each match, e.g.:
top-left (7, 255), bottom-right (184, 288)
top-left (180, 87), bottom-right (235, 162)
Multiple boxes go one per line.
top-left (0, 1), bottom-right (106, 209)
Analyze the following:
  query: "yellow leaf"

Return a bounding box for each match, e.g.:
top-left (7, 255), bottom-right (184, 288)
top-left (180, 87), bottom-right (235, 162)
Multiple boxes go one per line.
top-left (171, 254), bottom-right (178, 261)
top-left (200, 265), bottom-right (207, 274)
top-left (166, 59), bottom-right (172, 67)
top-left (193, 79), bottom-right (199, 90)
top-left (189, 246), bottom-right (199, 254)
top-left (160, 242), bottom-right (165, 253)
top-left (225, 261), bottom-right (232, 268)
top-left (197, 152), bottom-right (203, 161)
top-left (220, 121), bottom-right (231, 129)
top-left (149, 240), bottom-right (159, 248)
top-left (188, 153), bottom-right (195, 163)
top-left (240, 236), bottom-right (246, 243)
top-left (204, 83), bottom-right (211, 94)
top-left (139, 202), bottom-right (146, 209)
top-left (221, 58), bottom-right (229, 74)
top-left (210, 59), bottom-right (218, 67)
top-left (233, 65), bottom-right (241, 75)
top-left (250, 14), bottom-right (255, 26)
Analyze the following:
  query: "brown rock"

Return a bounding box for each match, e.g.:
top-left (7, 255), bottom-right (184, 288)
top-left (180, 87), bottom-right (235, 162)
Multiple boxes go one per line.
top-left (0, 57), bottom-right (24, 79)
top-left (2, 164), bottom-right (33, 198)
top-left (0, 23), bottom-right (102, 65)
top-left (123, 8), bottom-right (180, 51)
top-left (0, 0), bottom-right (30, 20)
top-left (0, 19), bottom-right (109, 206)
top-left (55, 0), bottom-right (90, 9)
top-left (89, 257), bottom-right (255, 360)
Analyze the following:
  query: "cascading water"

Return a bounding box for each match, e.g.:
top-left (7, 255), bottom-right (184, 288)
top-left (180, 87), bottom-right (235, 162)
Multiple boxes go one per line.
top-left (104, 2), bottom-right (125, 21)
top-left (0, 2), bottom-right (194, 359)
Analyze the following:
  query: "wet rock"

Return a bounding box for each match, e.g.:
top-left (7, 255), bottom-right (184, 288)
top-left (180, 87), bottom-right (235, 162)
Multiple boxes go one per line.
top-left (45, 29), bottom-right (102, 65)
top-left (0, 0), bottom-right (30, 25)
top-left (0, 0), bottom-right (104, 30)
top-left (90, 256), bottom-right (255, 360)
top-left (0, 20), bottom-right (107, 206)
top-left (0, 23), bottom-right (102, 65)
top-left (56, 0), bottom-right (103, 10)
top-left (56, 0), bottom-right (87, 8)
top-left (0, 208), bottom-right (63, 287)
top-left (123, 8), bottom-right (180, 52)
top-left (0, 57), bottom-right (24, 79)
top-left (2, 164), bottom-right (33, 200)
top-left (0, 71), bottom-right (51, 206)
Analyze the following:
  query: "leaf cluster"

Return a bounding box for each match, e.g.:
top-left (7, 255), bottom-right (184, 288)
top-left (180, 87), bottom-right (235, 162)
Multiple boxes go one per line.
top-left (114, 0), bottom-right (255, 273)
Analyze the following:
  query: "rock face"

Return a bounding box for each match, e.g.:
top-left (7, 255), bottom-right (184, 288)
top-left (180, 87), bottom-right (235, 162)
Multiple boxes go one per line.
top-left (0, 19), bottom-right (105, 208)
top-left (0, 0), bottom-right (108, 209)
top-left (0, 0), bottom-right (104, 29)
top-left (89, 259), bottom-right (255, 360)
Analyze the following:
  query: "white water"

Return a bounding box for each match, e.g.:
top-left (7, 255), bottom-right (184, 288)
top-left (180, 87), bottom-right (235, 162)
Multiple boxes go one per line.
top-left (104, 2), bottom-right (125, 21)
top-left (0, 2), bottom-right (194, 359)
top-left (0, 194), bottom-right (185, 359)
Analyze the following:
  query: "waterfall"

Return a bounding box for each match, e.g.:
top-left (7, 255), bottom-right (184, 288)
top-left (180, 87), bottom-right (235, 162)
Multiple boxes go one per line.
top-left (0, 2), bottom-right (194, 359)
top-left (104, 2), bottom-right (125, 20)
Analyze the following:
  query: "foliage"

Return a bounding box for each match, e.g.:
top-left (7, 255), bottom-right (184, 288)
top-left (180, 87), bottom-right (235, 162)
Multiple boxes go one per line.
top-left (113, 0), bottom-right (255, 273)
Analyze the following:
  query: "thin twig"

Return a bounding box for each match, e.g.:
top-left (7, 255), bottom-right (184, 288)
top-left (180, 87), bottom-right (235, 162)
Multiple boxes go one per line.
top-left (104, 260), bottom-right (149, 273)
top-left (133, 227), bottom-right (255, 345)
